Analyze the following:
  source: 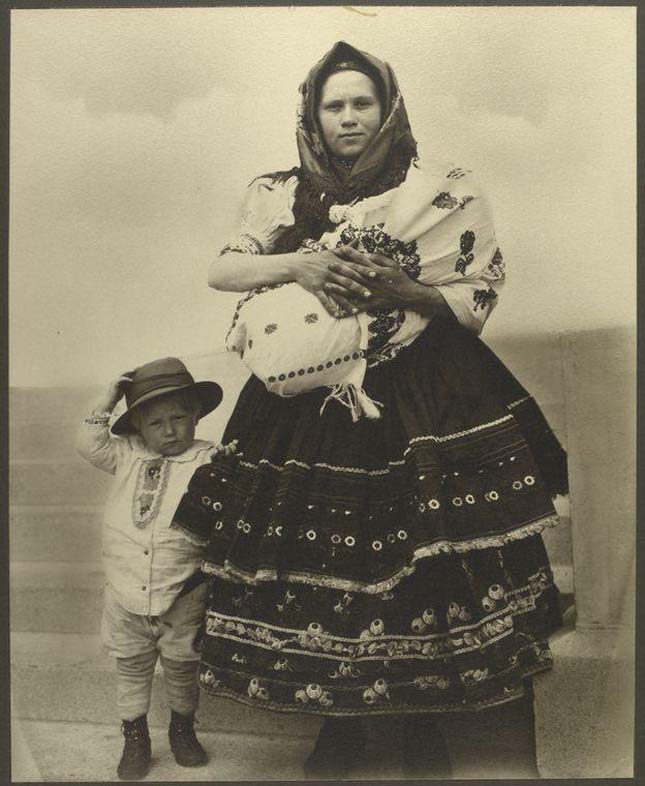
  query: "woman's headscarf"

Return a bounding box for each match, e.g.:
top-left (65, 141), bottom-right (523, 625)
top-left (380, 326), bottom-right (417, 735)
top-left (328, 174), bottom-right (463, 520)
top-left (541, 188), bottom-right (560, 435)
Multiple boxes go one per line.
top-left (271, 41), bottom-right (418, 254)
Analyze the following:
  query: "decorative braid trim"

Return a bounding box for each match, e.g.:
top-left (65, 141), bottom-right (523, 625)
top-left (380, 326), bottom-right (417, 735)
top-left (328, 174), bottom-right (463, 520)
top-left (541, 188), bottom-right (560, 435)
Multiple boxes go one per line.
top-left (207, 594), bottom-right (530, 641)
top-left (238, 406), bottom-right (534, 476)
top-left (170, 519), bottom-right (210, 547)
top-left (220, 233), bottom-right (265, 256)
top-left (197, 680), bottom-right (545, 717)
top-left (202, 514), bottom-right (559, 595)
top-left (406, 414), bottom-right (514, 449)
top-left (507, 396), bottom-right (531, 410)
top-left (84, 414), bottom-right (110, 425)
top-left (131, 458), bottom-right (169, 529)
top-left (207, 610), bottom-right (523, 660)
top-left (211, 622), bottom-right (514, 662)
top-left (239, 457), bottom-right (407, 476)
top-left (367, 342), bottom-right (409, 368)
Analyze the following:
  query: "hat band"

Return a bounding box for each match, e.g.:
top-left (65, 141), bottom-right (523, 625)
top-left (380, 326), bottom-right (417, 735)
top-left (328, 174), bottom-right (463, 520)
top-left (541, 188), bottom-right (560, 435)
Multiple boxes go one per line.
top-left (126, 372), bottom-right (195, 407)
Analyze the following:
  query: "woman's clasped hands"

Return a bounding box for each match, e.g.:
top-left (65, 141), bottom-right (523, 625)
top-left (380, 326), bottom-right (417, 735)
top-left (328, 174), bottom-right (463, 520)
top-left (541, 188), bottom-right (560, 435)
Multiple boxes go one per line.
top-left (293, 244), bottom-right (419, 317)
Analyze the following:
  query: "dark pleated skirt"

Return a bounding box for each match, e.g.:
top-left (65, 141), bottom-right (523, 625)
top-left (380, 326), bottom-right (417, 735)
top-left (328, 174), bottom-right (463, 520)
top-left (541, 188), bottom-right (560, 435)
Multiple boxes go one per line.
top-left (173, 319), bottom-right (567, 715)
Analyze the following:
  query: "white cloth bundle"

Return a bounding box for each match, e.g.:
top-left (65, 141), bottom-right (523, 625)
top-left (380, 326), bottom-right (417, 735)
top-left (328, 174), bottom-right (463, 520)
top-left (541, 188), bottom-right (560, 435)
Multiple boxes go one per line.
top-left (223, 160), bottom-right (505, 420)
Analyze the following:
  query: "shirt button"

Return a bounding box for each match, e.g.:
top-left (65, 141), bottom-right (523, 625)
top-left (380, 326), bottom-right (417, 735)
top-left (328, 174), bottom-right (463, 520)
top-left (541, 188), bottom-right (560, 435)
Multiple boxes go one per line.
top-left (141, 585), bottom-right (147, 591)
top-left (144, 550), bottom-right (149, 555)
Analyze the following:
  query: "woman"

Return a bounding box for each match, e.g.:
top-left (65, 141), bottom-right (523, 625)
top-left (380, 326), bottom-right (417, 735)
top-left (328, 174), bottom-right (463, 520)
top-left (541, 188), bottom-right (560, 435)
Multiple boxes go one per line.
top-left (173, 41), bottom-right (568, 779)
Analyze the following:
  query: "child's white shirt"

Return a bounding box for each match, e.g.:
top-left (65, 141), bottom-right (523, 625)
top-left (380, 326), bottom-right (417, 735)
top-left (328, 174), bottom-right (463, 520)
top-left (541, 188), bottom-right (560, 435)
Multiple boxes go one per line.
top-left (77, 415), bottom-right (215, 616)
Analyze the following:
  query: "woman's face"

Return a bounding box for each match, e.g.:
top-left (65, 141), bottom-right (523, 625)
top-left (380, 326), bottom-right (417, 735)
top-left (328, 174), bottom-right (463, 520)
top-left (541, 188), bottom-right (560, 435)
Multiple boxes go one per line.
top-left (317, 70), bottom-right (382, 159)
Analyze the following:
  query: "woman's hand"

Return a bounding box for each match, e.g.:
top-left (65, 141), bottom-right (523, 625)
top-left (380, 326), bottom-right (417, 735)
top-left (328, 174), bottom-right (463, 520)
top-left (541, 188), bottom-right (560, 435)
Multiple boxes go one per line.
top-left (292, 248), bottom-right (375, 317)
top-left (326, 249), bottom-right (419, 311)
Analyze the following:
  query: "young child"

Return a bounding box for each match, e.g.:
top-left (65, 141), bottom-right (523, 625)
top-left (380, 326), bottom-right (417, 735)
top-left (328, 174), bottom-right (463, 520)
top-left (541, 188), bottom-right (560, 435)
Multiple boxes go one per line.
top-left (77, 356), bottom-right (237, 780)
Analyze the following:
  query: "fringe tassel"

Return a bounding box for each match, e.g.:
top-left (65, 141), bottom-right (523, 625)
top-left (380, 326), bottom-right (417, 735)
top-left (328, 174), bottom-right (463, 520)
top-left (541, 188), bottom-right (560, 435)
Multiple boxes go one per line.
top-left (320, 383), bottom-right (383, 421)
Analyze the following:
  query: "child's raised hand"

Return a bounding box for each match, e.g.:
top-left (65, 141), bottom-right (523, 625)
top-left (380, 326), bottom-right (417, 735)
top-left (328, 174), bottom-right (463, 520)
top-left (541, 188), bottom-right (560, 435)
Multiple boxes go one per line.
top-left (210, 439), bottom-right (239, 461)
top-left (95, 372), bottom-right (133, 414)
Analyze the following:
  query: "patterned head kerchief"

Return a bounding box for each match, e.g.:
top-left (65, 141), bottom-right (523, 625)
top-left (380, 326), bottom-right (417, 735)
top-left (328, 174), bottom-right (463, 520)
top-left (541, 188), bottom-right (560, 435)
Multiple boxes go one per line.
top-left (296, 41), bottom-right (417, 191)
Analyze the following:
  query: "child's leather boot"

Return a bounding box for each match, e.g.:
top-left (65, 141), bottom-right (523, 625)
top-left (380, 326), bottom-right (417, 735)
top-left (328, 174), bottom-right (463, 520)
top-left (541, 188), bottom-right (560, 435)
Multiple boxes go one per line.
top-left (168, 710), bottom-right (208, 767)
top-left (117, 715), bottom-right (152, 780)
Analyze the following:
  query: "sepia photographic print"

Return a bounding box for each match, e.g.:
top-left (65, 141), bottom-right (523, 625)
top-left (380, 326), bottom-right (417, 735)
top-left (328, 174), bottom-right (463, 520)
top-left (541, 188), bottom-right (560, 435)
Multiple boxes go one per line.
top-left (8, 4), bottom-right (636, 782)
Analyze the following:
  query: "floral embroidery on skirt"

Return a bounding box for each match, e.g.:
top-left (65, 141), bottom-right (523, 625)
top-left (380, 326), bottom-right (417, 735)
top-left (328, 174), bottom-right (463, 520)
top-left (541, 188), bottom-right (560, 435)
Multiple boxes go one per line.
top-left (172, 320), bottom-right (567, 715)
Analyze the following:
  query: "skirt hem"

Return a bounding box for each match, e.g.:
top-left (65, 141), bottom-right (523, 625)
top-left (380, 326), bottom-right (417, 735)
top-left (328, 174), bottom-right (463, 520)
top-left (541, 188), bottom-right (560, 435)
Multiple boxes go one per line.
top-left (199, 661), bottom-right (553, 717)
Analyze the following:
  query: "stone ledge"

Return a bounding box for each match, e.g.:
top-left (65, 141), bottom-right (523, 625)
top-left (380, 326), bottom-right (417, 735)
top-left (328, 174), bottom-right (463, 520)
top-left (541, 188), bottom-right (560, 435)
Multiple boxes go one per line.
top-left (10, 506), bottom-right (103, 563)
top-left (10, 460), bottom-right (111, 505)
top-left (534, 626), bottom-right (634, 779)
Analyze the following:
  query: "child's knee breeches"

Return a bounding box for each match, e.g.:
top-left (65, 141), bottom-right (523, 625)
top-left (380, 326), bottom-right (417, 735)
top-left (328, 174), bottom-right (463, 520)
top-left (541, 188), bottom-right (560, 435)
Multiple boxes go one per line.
top-left (116, 654), bottom-right (201, 720)
top-left (101, 583), bottom-right (207, 661)
top-left (103, 584), bottom-right (207, 720)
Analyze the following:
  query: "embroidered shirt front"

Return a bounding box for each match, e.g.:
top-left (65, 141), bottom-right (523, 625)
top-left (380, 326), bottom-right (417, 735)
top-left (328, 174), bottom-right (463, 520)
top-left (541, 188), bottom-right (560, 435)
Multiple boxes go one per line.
top-left (77, 417), bottom-right (214, 616)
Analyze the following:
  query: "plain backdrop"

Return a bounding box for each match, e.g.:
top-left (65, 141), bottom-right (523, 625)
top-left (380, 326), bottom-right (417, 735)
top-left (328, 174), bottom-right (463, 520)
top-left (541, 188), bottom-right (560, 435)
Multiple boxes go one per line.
top-left (9, 6), bottom-right (636, 387)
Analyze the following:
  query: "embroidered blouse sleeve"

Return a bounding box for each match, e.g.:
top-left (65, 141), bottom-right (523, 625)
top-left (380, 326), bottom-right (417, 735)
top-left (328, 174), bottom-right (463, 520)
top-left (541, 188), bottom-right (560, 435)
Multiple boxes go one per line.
top-left (436, 245), bottom-right (506, 334)
top-left (219, 175), bottom-right (298, 257)
top-left (76, 415), bottom-right (134, 475)
top-left (384, 166), bottom-right (506, 335)
top-left (428, 171), bottom-right (506, 334)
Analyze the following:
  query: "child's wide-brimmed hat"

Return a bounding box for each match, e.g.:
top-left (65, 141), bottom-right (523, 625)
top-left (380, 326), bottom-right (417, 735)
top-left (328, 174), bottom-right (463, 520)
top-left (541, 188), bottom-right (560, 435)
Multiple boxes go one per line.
top-left (111, 357), bottom-right (223, 436)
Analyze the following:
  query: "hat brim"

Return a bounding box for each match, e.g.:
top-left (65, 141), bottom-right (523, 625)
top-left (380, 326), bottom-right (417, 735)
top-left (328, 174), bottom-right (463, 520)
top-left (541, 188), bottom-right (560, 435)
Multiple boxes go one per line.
top-left (110, 381), bottom-right (223, 436)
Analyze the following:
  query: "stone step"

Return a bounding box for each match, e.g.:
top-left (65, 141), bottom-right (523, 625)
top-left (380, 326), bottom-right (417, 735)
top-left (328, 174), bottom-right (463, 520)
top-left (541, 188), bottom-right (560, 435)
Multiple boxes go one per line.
top-left (534, 627), bottom-right (634, 778)
top-left (10, 632), bottom-right (321, 740)
top-left (10, 506), bottom-right (103, 563)
top-left (12, 711), bottom-right (547, 783)
top-left (12, 719), bottom-right (313, 783)
top-left (11, 631), bottom-right (582, 781)
top-left (9, 503), bottom-right (574, 568)
top-left (10, 560), bottom-right (575, 635)
top-left (10, 460), bottom-right (111, 506)
top-left (9, 385), bottom-right (103, 423)
top-left (10, 420), bottom-right (83, 463)
top-left (10, 561), bottom-right (105, 634)
top-left (11, 718), bottom-right (312, 784)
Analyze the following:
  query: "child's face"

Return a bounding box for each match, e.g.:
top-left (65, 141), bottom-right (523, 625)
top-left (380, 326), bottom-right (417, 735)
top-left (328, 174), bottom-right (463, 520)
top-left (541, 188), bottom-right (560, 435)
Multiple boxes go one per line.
top-left (136, 396), bottom-right (198, 456)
